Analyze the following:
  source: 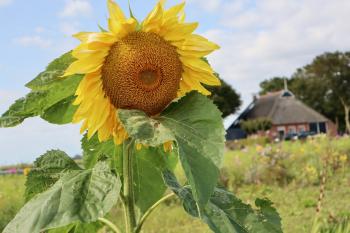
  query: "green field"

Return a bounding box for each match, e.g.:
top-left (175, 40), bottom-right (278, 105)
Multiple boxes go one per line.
top-left (1, 136), bottom-right (350, 233)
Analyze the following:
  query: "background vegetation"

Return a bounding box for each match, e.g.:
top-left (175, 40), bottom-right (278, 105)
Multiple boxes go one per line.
top-left (1, 135), bottom-right (349, 233)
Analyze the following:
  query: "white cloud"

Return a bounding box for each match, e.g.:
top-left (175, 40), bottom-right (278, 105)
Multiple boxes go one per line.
top-left (60, 21), bottom-right (80, 36)
top-left (203, 0), bottom-right (350, 109)
top-left (34, 26), bottom-right (45, 33)
top-left (13, 35), bottom-right (52, 48)
top-left (59, 0), bottom-right (93, 18)
top-left (188, 0), bottom-right (222, 12)
top-left (0, 0), bottom-right (13, 7)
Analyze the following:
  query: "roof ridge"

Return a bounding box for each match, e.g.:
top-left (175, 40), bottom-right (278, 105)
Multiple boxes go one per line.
top-left (267, 94), bottom-right (280, 119)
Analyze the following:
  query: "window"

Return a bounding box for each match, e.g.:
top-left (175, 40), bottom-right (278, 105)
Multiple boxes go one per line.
top-left (288, 126), bottom-right (296, 134)
top-left (298, 125), bottom-right (306, 133)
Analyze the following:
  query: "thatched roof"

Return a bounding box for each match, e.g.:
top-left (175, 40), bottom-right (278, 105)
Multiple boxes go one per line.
top-left (243, 90), bottom-right (329, 125)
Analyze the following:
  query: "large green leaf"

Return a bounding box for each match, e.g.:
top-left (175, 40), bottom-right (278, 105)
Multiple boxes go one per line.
top-left (81, 134), bottom-right (177, 214)
top-left (25, 150), bottom-right (81, 201)
top-left (0, 52), bottom-right (82, 127)
top-left (26, 52), bottom-right (76, 90)
top-left (4, 161), bottom-right (121, 233)
top-left (0, 75), bottom-right (81, 127)
top-left (41, 96), bottom-right (78, 124)
top-left (119, 92), bottom-right (225, 208)
top-left (163, 170), bottom-right (283, 233)
top-left (132, 147), bottom-right (177, 214)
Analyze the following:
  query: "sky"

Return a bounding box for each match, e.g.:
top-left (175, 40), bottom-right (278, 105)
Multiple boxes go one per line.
top-left (1, 0), bottom-right (350, 165)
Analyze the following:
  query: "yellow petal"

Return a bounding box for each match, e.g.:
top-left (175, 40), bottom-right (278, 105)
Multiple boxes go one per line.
top-left (109, 18), bottom-right (137, 38)
top-left (87, 95), bottom-right (110, 139)
top-left (172, 34), bottom-right (220, 52)
top-left (163, 141), bottom-right (173, 152)
top-left (162, 22), bottom-right (198, 41)
top-left (136, 143), bottom-right (142, 151)
top-left (73, 32), bottom-right (117, 44)
top-left (80, 120), bottom-right (89, 133)
top-left (183, 67), bottom-right (220, 86)
top-left (63, 57), bottom-right (103, 76)
top-left (108, 0), bottom-right (126, 22)
top-left (142, 2), bottom-right (163, 32)
top-left (98, 111), bottom-right (115, 142)
top-left (177, 49), bottom-right (212, 58)
top-left (164, 2), bottom-right (185, 19)
top-left (180, 57), bottom-right (213, 74)
top-left (178, 79), bottom-right (192, 96)
top-left (182, 72), bottom-right (211, 95)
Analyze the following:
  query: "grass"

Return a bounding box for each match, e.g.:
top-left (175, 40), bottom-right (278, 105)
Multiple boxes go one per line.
top-left (0, 135), bottom-right (349, 232)
top-left (0, 175), bottom-right (25, 231)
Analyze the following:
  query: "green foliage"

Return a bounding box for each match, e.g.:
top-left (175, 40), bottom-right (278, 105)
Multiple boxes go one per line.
top-left (25, 150), bottom-right (81, 201)
top-left (319, 215), bottom-right (350, 233)
top-left (0, 52), bottom-right (82, 127)
top-left (163, 170), bottom-right (283, 233)
top-left (206, 76), bottom-right (242, 118)
top-left (259, 77), bottom-right (289, 95)
top-left (118, 109), bottom-right (175, 147)
top-left (81, 134), bottom-right (118, 169)
top-left (81, 134), bottom-right (178, 214)
top-left (241, 118), bottom-right (272, 135)
top-left (4, 161), bottom-right (121, 233)
top-left (119, 92), bottom-right (225, 209)
top-left (47, 221), bottom-right (103, 233)
top-left (132, 147), bottom-right (177, 214)
top-left (223, 136), bottom-right (350, 187)
top-left (41, 96), bottom-right (78, 124)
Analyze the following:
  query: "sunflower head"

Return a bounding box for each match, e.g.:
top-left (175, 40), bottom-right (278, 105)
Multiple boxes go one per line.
top-left (63, 0), bottom-right (220, 146)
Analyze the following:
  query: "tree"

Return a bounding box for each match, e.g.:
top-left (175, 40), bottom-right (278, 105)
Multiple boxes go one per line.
top-left (259, 76), bottom-right (290, 95)
top-left (207, 74), bottom-right (242, 118)
top-left (300, 52), bottom-right (350, 133)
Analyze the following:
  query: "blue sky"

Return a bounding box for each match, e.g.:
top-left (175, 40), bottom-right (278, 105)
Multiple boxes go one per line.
top-left (1, 0), bottom-right (350, 165)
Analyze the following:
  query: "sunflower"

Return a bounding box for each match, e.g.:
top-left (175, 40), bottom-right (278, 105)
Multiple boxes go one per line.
top-left (63, 0), bottom-right (220, 149)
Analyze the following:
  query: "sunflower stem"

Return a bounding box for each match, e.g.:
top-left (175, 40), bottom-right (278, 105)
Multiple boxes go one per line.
top-left (123, 139), bottom-right (137, 233)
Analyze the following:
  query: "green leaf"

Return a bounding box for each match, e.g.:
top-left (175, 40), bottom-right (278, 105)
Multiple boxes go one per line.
top-left (4, 161), bottom-right (121, 233)
top-left (81, 134), bottom-right (120, 169)
top-left (118, 109), bottom-right (175, 146)
top-left (0, 52), bottom-right (82, 128)
top-left (41, 96), bottom-right (78, 124)
top-left (25, 150), bottom-right (81, 201)
top-left (163, 170), bottom-right (283, 233)
top-left (160, 92), bottom-right (225, 208)
top-left (81, 134), bottom-right (178, 214)
top-left (26, 52), bottom-right (77, 90)
top-left (0, 75), bottom-right (82, 127)
top-left (133, 147), bottom-right (177, 214)
top-left (119, 92), bottom-right (225, 208)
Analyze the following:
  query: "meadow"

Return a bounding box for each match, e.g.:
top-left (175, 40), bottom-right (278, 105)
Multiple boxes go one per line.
top-left (1, 135), bottom-right (349, 233)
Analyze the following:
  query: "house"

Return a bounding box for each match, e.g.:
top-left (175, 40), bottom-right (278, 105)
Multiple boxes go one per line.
top-left (226, 88), bottom-right (337, 140)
